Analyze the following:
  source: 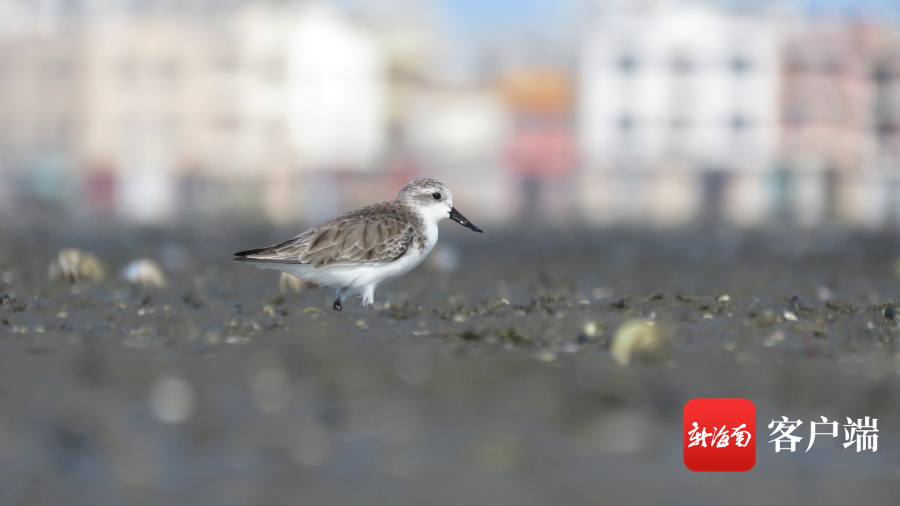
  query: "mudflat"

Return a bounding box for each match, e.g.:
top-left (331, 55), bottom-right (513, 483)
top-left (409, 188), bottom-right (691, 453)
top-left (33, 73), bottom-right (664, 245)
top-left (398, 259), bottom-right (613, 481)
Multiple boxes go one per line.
top-left (1, 223), bottom-right (898, 505)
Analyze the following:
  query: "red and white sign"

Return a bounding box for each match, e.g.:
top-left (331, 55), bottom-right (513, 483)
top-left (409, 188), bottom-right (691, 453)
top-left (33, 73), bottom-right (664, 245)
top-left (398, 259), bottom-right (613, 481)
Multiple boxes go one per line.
top-left (683, 398), bottom-right (756, 472)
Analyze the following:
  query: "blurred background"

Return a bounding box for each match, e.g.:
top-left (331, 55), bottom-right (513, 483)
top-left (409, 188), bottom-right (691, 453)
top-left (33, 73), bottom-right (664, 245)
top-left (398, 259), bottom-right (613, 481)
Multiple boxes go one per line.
top-left (2, 0), bottom-right (899, 229)
top-left (6, 2), bottom-right (900, 504)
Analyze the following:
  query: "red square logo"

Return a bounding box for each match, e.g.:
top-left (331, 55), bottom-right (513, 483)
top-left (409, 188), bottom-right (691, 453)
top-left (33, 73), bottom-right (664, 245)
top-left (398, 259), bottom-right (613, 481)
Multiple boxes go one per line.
top-left (683, 398), bottom-right (756, 472)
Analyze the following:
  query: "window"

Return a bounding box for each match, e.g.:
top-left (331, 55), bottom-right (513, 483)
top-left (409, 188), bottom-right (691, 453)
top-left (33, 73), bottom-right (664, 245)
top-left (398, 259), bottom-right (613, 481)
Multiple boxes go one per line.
top-left (873, 63), bottom-right (893, 85)
top-left (671, 53), bottom-right (694, 75)
top-left (730, 115), bottom-right (750, 131)
top-left (730, 56), bottom-right (752, 74)
top-left (618, 53), bottom-right (637, 73)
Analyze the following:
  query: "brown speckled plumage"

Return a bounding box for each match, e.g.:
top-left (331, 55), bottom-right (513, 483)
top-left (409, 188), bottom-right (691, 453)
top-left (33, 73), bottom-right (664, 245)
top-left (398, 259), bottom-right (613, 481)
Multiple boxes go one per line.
top-left (234, 179), bottom-right (450, 268)
top-left (236, 201), bottom-right (425, 268)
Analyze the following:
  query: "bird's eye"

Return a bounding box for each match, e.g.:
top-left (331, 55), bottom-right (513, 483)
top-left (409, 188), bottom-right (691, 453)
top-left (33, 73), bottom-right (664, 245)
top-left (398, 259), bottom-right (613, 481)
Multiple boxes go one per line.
top-left (432, 192), bottom-right (441, 200)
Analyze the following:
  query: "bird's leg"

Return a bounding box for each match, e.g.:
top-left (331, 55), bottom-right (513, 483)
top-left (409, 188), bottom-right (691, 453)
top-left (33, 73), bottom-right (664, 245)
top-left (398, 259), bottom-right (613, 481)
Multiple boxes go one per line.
top-left (333, 287), bottom-right (347, 312)
top-left (361, 285), bottom-right (376, 308)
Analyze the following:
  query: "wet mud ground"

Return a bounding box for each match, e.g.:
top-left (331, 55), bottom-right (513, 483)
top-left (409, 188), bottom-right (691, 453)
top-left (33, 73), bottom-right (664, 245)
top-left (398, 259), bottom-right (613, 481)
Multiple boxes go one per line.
top-left (2, 223), bottom-right (900, 505)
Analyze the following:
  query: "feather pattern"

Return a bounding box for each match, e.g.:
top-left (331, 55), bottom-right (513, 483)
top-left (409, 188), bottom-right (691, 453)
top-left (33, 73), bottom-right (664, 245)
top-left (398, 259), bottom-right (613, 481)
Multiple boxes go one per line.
top-left (234, 202), bottom-right (423, 268)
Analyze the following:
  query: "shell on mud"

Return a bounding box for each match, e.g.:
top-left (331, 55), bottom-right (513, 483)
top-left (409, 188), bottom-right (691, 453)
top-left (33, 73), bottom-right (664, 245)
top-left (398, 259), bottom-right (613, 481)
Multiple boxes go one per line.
top-left (48, 248), bottom-right (106, 283)
top-left (611, 320), bottom-right (672, 366)
top-left (279, 272), bottom-right (306, 293)
top-left (120, 259), bottom-right (167, 288)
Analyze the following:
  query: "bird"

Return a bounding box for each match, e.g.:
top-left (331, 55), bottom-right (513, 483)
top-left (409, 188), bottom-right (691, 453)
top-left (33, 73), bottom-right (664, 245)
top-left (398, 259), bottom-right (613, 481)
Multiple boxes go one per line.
top-left (234, 178), bottom-right (483, 311)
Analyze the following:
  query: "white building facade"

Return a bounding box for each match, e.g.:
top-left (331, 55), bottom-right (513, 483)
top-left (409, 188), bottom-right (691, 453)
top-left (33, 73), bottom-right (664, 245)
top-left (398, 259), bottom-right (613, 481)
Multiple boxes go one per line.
top-left (286, 3), bottom-right (387, 171)
top-left (579, 1), bottom-right (780, 226)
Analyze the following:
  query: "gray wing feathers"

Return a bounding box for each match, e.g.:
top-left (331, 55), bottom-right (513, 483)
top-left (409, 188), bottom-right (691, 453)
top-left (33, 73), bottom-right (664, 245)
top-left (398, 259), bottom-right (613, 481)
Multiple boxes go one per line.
top-left (238, 205), bottom-right (414, 268)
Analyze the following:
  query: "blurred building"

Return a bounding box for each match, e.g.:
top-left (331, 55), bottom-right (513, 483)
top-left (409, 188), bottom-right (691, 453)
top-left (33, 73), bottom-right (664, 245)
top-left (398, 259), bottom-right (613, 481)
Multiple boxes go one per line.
top-left (0, 0), bottom-right (389, 224)
top-left (0, 10), bottom-right (82, 210)
top-left (285, 3), bottom-right (387, 172)
top-left (2, 0), bottom-right (900, 230)
top-left (501, 70), bottom-right (577, 224)
top-left (80, 11), bottom-right (222, 222)
top-left (579, 0), bottom-right (780, 226)
top-left (779, 19), bottom-right (900, 227)
top-left (869, 26), bottom-right (900, 226)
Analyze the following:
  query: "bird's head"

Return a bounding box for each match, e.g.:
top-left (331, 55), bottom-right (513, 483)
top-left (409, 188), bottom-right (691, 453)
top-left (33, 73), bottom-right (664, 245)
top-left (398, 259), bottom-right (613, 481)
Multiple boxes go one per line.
top-left (397, 178), bottom-right (482, 232)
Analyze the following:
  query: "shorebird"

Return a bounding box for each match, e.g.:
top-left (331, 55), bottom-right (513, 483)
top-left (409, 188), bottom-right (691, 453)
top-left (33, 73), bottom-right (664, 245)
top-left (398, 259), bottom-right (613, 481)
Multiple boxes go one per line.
top-left (234, 178), bottom-right (483, 310)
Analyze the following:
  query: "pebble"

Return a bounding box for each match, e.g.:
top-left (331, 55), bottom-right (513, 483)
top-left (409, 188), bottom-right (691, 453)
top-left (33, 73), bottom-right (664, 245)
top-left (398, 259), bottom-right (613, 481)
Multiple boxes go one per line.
top-left (884, 306), bottom-right (897, 320)
top-left (783, 310), bottom-right (798, 322)
top-left (279, 272), bottom-right (304, 293)
top-left (48, 248), bottom-right (105, 282)
top-left (582, 321), bottom-right (600, 338)
top-left (611, 320), bottom-right (672, 366)
top-left (485, 298), bottom-right (510, 310)
top-left (120, 259), bottom-right (166, 288)
top-left (225, 335), bottom-right (250, 345)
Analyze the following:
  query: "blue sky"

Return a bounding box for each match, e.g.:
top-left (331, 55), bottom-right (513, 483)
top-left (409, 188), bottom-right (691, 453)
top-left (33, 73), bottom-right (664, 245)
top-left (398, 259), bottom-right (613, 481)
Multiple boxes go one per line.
top-left (337, 0), bottom-right (900, 40)
top-left (441, 0), bottom-right (564, 30)
top-left (442, 0), bottom-right (900, 29)
top-left (794, 0), bottom-right (899, 14)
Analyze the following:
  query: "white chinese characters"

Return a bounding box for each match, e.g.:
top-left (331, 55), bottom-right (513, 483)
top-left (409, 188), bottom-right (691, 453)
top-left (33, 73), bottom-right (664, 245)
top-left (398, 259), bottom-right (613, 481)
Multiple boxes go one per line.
top-left (844, 417), bottom-right (878, 452)
top-left (688, 422), bottom-right (752, 448)
top-left (767, 416), bottom-right (878, 452)
top-left (768, 416), bottom-right (803, 452)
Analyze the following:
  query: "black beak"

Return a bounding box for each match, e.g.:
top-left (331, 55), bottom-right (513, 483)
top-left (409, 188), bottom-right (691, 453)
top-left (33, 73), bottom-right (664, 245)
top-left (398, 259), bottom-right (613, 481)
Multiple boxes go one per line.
top-left (449, 207), bottom-right (483, 233)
